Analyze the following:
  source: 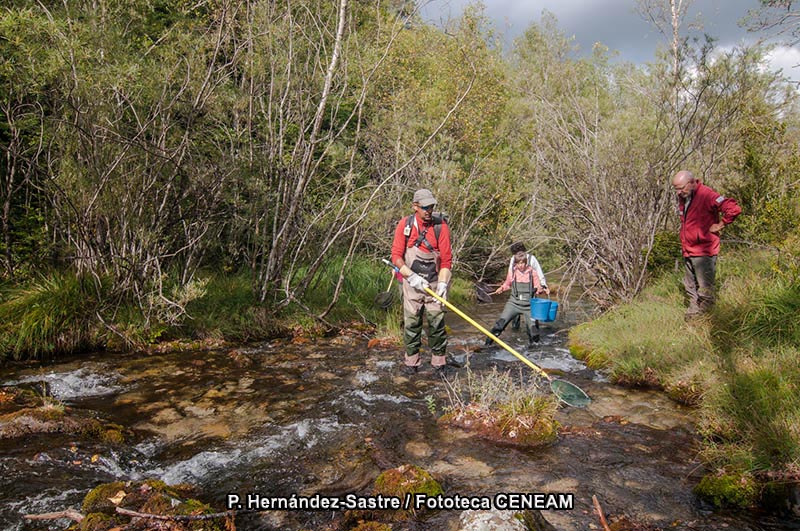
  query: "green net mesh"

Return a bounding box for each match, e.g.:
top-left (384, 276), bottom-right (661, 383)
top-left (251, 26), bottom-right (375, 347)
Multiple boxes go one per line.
top-left (550, 379), bottom-right (591, 408)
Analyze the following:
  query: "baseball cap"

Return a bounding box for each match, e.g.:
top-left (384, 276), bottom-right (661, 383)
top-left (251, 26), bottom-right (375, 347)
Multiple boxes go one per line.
top-left (413, 189), bottom-right (437, 207)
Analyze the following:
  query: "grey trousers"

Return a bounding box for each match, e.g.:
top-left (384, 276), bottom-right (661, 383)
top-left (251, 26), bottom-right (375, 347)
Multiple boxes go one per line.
top-left (684, 256), bottom-right (717, 316)
top-left (490, 297), bottom-right (540, 344)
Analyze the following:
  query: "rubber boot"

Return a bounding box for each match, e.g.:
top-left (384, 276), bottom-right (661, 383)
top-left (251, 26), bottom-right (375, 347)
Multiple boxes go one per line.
top-left (485, 319), bottom-right (505, 346)
top-left (528, 319), bottom-right (540, 345)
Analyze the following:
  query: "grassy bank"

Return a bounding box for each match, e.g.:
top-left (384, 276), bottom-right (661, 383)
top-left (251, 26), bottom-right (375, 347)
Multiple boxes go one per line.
top-left (569, 247), bottom-right (800, 508)
top-left (0, 256), bottom-right (474, 361)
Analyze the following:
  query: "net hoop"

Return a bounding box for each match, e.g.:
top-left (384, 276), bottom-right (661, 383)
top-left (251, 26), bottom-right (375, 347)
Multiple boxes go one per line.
top-left (550, 378), bottom-right (591, 408)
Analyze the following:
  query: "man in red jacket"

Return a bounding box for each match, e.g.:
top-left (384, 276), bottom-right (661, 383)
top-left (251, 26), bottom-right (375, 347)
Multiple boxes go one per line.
top-left (391, 189), bottom-right (453, 376)
top-left (672, 170), bottom-right (741, 319)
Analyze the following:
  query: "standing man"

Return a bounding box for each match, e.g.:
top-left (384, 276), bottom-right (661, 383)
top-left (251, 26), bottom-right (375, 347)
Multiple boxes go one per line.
top-left (391, 189), bottom-right (452, 376)
top-left (672, 170), bottom-right (741, 319)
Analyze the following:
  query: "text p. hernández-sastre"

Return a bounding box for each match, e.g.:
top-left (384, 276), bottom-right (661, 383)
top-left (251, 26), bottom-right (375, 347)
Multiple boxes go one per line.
top-left (227, 492), bottom-right (575, 511)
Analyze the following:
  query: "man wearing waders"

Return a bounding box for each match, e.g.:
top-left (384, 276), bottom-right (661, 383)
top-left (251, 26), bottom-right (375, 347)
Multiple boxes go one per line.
top-left (485, 251), bottom-right (544, 347)
top-left (391, 189), bottom-right (453, 376)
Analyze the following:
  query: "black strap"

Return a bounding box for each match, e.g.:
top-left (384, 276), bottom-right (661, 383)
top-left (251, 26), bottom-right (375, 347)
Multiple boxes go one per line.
top-left (413, 226), bottom-right (431, 251)
top-left (404, 215), bottom-right (440, 253)
top-left (511, 268), bottom-right (533, 298)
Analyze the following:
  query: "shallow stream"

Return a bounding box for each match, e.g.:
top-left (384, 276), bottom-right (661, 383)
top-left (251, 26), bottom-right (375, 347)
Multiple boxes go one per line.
top-left (2, 300), bottom-right (799, 530)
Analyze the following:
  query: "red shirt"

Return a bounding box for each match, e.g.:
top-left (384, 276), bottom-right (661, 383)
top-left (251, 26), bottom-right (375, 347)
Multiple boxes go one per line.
top-left (677, 182), bottom-right (741, 257)
top-left (391, 213), bottom-right (453, 270)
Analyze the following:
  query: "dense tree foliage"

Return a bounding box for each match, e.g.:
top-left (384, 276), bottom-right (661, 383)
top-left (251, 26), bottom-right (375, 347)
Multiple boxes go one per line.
top-left (1, 0), bottom-right (798, 322)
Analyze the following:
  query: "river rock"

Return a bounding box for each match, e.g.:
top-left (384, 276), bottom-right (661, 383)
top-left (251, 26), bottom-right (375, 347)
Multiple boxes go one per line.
top-left (428, 455), bottom-right (494, 479)
top-left (459, 509), bottom-right (559, 531)
top-left (458, 509), bottom-right (527, 530)
top-left (404, 440), bottom-right (433, 458)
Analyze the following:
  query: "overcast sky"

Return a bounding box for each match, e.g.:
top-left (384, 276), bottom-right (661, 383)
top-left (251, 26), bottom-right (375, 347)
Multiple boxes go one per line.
top-left (419, 0), bottom-right (800, 83)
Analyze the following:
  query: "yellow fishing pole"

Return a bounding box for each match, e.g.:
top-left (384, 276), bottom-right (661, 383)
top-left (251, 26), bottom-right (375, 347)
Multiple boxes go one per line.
top-left (381, 259), bottom-right (590, 407)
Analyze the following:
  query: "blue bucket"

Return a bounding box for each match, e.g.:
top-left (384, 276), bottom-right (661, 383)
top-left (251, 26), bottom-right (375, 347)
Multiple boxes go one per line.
top-left (548, 300), bottom-right (559, 321)
top-left (530, 298), bottom-right (552, 321)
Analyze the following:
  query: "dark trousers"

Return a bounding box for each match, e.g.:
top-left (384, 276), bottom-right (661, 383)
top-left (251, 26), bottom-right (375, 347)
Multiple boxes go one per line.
top-left (684, 256), bottom-right (717, 316)
top-left (487, 297), bottom-right (540, 345)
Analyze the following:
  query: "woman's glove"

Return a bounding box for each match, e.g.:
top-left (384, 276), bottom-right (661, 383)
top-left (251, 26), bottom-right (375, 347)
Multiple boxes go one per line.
top-left (436, 282), bottom-right (448, 300)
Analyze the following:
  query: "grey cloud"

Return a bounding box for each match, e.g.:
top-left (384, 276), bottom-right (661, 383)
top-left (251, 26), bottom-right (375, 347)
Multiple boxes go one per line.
top-left (421, 0), bottom-right (763, 63)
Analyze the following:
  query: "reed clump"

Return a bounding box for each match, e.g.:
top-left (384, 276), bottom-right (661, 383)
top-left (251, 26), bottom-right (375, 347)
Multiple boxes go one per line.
top-left (440, 366), bottom-right (560, 447)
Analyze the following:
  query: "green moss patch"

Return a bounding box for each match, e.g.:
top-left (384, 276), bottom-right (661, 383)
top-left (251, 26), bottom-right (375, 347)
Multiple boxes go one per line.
top-left (373, 464), bottom-right (443, 498)
top-left (79, 479), bottom-right (229, 530)
top-left (345, 464), bottom-right (443, 523)
top-left (694, 472), bottom-right (759, 508)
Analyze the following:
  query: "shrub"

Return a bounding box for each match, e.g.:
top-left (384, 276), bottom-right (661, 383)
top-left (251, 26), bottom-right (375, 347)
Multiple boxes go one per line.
top-left (0, 272), bottom-right (103, 359)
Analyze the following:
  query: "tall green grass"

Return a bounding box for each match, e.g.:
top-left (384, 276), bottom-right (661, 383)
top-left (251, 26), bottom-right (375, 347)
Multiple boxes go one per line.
top-left (297, 255), bottom-right (398, 325)
top-left (569, 248), bottom-right (800, 507)
top-left (0, 272), bottom-right (103, 359)
top-left (569, 273), bottom-right (715, 403)
top-left (0, 257), bottom-right (478, 358)
top-left (181, 272), bottom-right (280, 342)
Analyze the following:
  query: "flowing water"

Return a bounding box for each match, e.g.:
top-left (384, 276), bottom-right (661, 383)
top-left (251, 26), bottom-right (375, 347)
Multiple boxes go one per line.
top-left (1, 299), bottom-right (799, 530)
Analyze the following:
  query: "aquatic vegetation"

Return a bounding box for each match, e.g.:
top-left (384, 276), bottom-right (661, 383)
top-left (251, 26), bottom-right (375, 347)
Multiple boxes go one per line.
top-left (439, 367), bottom-right (559, 447)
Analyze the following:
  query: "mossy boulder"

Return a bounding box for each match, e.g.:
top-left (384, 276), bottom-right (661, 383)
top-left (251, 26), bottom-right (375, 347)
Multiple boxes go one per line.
top-left (373, 464), bottom-right (443, 499)
top-left (439, 402), bottom-right (560, 447)
top-left (694, 471), bottom-right (759, 508)
top-left (78, 479), bottom-right (228, 530)
top-left (345, 464), bottom-right (443, 524)
top-left (81, 482), bottom-right (129, 515)
top-left (74, 512), bottom-right (123, 531)
top-left (0, 388), bottom-right (130, 442)
top-left (81, 422), bottom-right (128, 444)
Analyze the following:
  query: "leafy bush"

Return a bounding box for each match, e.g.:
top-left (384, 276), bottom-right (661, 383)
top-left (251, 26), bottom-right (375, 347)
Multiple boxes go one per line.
top-left (646, 231), bottom-right (681, 275)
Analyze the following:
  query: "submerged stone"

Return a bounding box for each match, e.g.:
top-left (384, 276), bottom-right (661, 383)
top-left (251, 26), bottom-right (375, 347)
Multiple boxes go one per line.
top-left (459, 509), bottom-right (527, 530)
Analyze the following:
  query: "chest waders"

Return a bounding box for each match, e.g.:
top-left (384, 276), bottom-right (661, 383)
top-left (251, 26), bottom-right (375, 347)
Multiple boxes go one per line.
top-left (401, 235), bottom-right (447, 369)
top-left (487, 270), bottom-right (540, 346)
